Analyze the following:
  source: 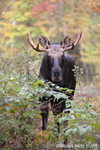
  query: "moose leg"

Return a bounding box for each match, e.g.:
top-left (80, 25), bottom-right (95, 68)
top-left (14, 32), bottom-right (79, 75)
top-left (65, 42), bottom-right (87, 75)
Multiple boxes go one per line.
top-left (50, 99), bottom-right (64, 140)
top-left (41, 106), bottom-right (49, 130)
top-left (39, 97), bottom-right (49, 130)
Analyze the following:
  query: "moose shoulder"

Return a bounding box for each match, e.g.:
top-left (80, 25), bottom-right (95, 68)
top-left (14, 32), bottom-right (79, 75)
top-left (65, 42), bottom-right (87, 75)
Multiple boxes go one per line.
top-left (27, 30), bottom-right (82, 143)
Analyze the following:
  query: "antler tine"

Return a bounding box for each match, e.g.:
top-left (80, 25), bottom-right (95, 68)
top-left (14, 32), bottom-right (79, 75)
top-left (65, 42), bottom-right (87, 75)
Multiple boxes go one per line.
top-left (27, 30), bottom-right (36, 49)
top-left (27, 30), bottom-right (49, 53)
top-left (62, 29), bottom-right (82, 53)
top-left (74, 29), bottom-right (82, 46)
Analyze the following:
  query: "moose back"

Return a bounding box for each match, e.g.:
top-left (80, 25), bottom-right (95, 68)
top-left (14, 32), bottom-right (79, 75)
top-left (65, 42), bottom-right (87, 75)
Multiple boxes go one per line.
top-left (27, 30), bottom-right (82, 135)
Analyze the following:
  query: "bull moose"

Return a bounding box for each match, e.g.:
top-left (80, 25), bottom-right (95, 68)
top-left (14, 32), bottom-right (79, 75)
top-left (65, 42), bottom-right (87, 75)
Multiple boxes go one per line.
top-left (27, 30), bottom-right (82, 144)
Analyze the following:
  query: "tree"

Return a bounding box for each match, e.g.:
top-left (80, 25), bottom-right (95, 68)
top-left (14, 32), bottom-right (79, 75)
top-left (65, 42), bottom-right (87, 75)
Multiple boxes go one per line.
top-left (0, 0), bottom-right (100, 83)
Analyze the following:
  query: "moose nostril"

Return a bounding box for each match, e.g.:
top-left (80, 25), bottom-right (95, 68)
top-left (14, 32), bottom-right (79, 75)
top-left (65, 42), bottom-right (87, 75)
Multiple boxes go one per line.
top-left (54, 72), bottom-right (60, 77)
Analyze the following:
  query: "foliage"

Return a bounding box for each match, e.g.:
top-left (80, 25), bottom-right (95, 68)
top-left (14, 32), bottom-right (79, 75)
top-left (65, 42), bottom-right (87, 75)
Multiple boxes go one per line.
top-left (0, 46), bottom-right (39, 149)
top-left (0, 0), bottom-right (100, 149)
top-left (56, 66), bottom-right (100, 149)
top-left (86, 0), bottom-right (100, 11)
top-left (0, 0), bottom-right (100, 83)
top-left (0, 46), bottom-right (100, 149)
top-left (0, 45), bottom-right (72, 149)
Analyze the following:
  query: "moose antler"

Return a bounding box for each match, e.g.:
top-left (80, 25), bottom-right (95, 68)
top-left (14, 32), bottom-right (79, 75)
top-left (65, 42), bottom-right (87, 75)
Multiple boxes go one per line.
top-left (27, 30), bottom-right (49, 53)
top-left (28, 30), bottom-right (82, 53)
top-left (62, 29), bottom-right (82, 53)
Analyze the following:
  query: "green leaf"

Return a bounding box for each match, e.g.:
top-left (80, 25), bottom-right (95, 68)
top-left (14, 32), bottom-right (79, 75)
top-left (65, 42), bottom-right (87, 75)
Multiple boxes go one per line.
top-left (65, 129), bottom-right (72, 136)
top-left (85, 136), bottom-right (96, 142)
top-left (67, 89), bottom-right (73, 93)
top-left (90, 110), bottom-right (98, 116)
top-left (47, 92), bottom-right (52, 97)
top-left (35, 114), bottom-right (42, 118)
top-left (93, 123), bottom-right (100, 129)
top-left (58, 117), bottom-right (67, 124)
top-left (36, 111), bottom-right (41, 114)
top-left (21, 99), bottom-right (27, 105)
top-left (54, 93), bottom-right (66, 99)
top-left (54, 127), bottom-right (58, 132)
top-left (15, 99), bottom-right (20, 102)
top-left (37, 80), bottom-right (44, 85)
top-left (23, 112), bottom-right (28, 117)
top-left (76, 114), bottom-right (81, 118)
top-left (72, 128), bottom-right (77, 134)
top-left (10, 109), bottom-right (16, 113)
top-left (66, 102), bottom-right (71, 108)
top-left (68, 121), bottom-right (73, 125)
top-left (79, 126), bottom-right (92, 135)
top-left (28, 111), bottom-right (35, 119)
top-left (70, 115), bottom-right (75, 120)
top-left (5, 106), bottom-right (11, 111)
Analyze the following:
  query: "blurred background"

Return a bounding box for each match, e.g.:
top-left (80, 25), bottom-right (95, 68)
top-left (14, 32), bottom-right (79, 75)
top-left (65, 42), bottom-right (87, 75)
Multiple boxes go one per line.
top-left (0, 0), bottom-right (100, 83)
top-left (0, 1), bottom-right (100, 149)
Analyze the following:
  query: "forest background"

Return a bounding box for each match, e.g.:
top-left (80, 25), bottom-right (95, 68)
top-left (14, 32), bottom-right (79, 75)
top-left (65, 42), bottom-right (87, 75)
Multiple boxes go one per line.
top-left (0, 0), bottom-right (100, 150)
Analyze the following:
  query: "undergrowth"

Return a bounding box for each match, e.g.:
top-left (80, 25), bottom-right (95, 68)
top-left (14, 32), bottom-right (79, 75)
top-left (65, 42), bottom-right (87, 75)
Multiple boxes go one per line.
top-left (0, 46), bottom-right (100, 150)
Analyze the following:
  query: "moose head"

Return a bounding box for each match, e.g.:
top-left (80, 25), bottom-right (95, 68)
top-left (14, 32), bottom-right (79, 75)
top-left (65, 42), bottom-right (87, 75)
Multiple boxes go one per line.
top-left (27, 30), bottom-right (82, 83)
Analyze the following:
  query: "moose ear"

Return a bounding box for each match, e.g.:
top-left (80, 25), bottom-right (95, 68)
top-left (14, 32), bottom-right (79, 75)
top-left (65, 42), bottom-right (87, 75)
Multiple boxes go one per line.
top-left (39, 35), bottom-right (51, 49)
top-left (60, 35), bottom-right (71, 48)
